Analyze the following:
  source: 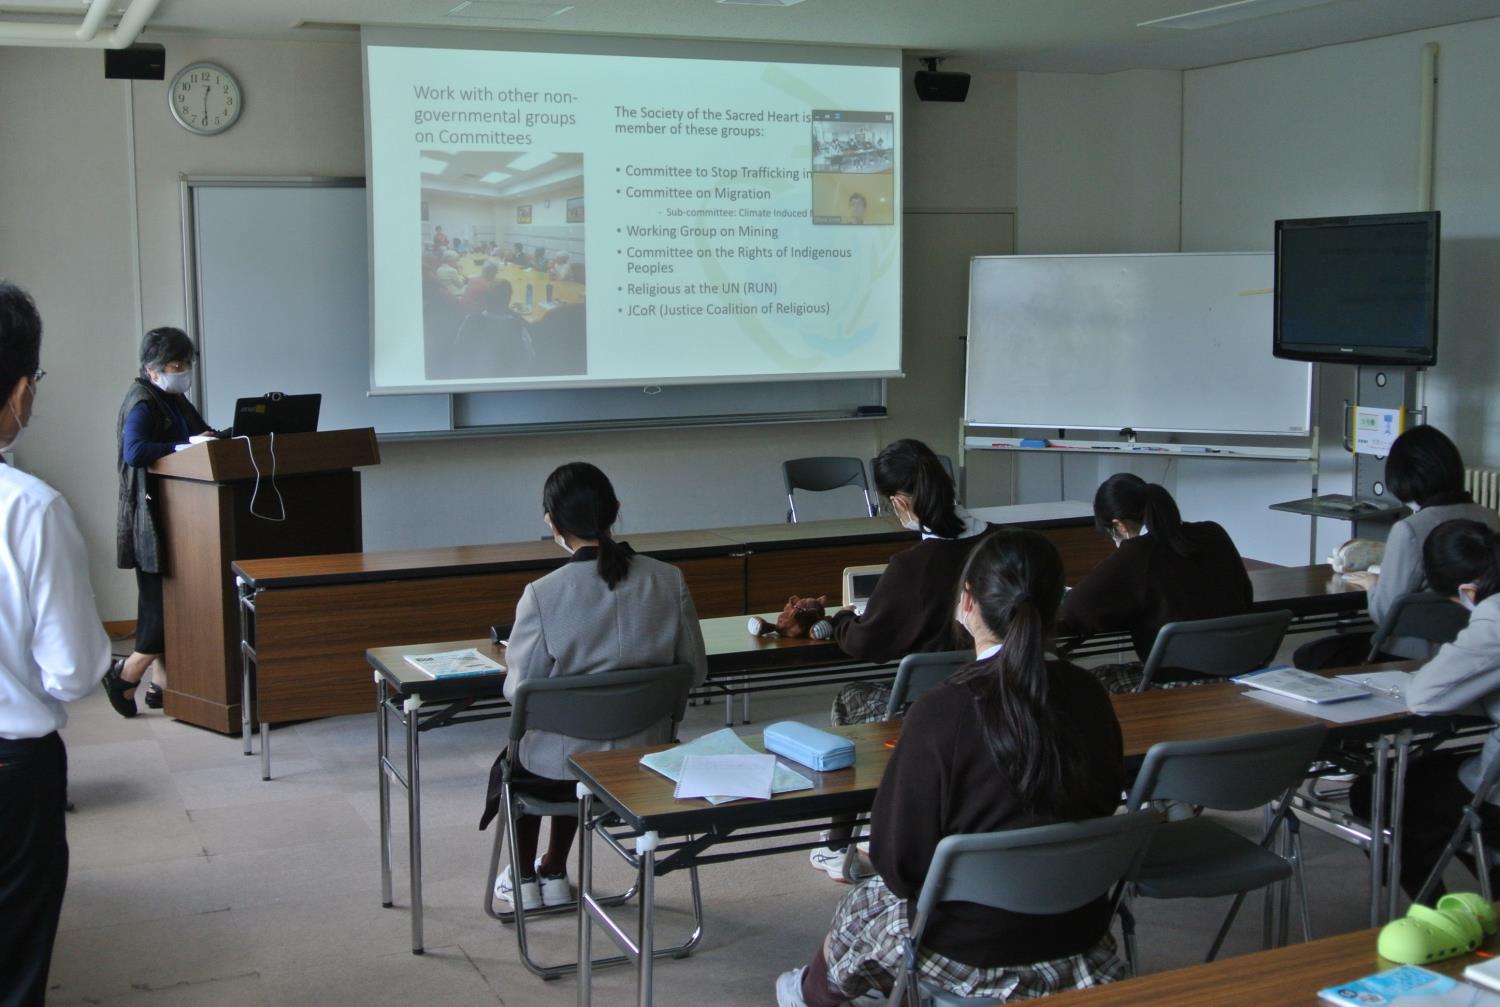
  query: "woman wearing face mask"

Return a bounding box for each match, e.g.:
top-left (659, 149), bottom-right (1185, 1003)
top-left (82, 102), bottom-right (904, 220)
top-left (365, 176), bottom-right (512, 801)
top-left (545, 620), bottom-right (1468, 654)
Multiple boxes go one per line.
top-left (1294, 425), bottom-right (1500, 669)
top-left (809, 439), bottom-right (990, 880)
top-left (484, 461), bottom-right (708, 912)
top-left (106, 327), bottom-right (214, 717)
top-left (1055, 473), bottom-right (1252, 693)
top-left (1348, 519), bottom-right (1500, 897)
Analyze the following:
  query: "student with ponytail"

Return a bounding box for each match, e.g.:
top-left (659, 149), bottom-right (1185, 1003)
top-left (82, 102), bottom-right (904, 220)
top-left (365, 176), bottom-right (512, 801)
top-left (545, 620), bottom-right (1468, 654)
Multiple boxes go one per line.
top-left (810, 438), bottom-right (991, 879)
top-left (1056, 473), bottom-right (1252, 692)
top-left (776, 531), bottom-right (1126, 1007)
top-left (1349, 519), bottom-right (1500, 897)
top-left (489, 462), bottom-right (708, 912)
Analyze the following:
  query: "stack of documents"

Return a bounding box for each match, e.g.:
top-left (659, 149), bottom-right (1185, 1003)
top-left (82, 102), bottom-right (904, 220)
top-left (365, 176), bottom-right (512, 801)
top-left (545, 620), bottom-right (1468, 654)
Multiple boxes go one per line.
top-left (1235, 666), bottom-right (1412, 723)
top-left (641, 728), bottom-right (814, 804)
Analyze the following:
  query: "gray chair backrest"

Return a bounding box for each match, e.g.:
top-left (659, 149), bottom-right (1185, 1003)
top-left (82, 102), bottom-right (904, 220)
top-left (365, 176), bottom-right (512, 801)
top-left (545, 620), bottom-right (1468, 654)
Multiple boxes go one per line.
top-left (783, 456), bottom-right (876, 521)
top-left (1126, 724), bottom-right (1327, 812)
top-left (1138, 609), bottom-right (1293, 691)
top-left (507, 664), bottom-right (695, 745)
top-left (913, 811), bottom-right (1162, 921)
top-left (886, 650), bottom-right (974, 719)
top-left (1368, 590), bottom-right (1471, 660)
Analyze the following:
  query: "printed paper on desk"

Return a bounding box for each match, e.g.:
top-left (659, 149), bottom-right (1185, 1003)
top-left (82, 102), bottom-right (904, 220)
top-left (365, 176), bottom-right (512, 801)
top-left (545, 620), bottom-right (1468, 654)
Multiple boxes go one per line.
top-left (673, 754), bottom-right (776, 803)
top-left (1244, 687), bottom-right (1406, 724)
top-left (640, 728), bottom-right (813, 804)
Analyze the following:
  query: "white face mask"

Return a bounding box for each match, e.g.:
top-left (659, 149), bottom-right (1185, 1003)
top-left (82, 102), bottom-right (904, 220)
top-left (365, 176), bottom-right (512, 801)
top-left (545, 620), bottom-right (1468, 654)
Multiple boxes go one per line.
top-left (0, 400), bottom-right (25, 451)
top-left (545, 514), bottom-right (574, 555)
top-left (891, 497), bottom-right (921, 533)
top-left (1459, 586), bottom-right (1478, 612)
top-left (151, 369), bottom-right (192, 395)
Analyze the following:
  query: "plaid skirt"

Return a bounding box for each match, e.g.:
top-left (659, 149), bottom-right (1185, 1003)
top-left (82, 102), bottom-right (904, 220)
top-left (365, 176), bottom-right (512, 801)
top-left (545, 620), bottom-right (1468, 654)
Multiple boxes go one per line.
top-left (831, 681), bottom-right (894, 726)
top-left (1088, 662), bottom-right (1214, 696)
top-left (822, 876), bottom-right (1128, 1002)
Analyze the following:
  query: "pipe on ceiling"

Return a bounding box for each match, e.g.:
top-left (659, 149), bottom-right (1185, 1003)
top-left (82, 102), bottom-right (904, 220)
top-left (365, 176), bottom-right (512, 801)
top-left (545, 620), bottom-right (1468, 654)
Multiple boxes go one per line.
top-left (0, 0), bottom-right (162, 49)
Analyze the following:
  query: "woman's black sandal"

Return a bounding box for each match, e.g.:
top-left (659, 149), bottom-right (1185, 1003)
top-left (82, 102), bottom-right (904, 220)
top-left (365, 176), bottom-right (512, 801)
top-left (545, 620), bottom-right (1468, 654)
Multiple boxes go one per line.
top-left (144, 684), bottom-right (164, 710)
top-left (103, 659), bottom-right (139, 719)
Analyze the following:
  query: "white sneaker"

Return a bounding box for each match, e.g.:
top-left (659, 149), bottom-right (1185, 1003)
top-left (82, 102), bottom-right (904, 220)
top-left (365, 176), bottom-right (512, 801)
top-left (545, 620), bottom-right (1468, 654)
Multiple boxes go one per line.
top-left (776, 967), bottom-right (809, 1007)
top-left (495, 864), bottom-right (542, 911)
top-left (537, 869), bottom-right (574, 907)
top-left (809, 844), bottom-right (874, 882)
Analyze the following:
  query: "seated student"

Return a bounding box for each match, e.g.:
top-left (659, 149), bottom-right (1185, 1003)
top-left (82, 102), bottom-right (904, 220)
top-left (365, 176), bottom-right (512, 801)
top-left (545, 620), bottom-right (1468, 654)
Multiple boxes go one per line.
top-left (777, 530), bottom-right (1126, 1007)
top-left (808, 440), bottom-right (989, 879)
top-left (1296, 425), bottom-right (1500, 669)
top-left (1348, 518), bottom-right (1500, 897)
top-left (1055, 473), bottom-right (1252, 693)
top-left (485, 463), bottom-right (708, 911)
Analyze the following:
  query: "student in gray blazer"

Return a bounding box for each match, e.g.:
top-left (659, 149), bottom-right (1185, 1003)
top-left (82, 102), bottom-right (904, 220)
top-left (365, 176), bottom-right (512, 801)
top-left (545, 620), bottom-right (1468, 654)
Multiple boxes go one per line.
top-left (1350, 519), bottom-right (1500, 897)
top-left (1296, 425), bottom-right (1500, 668)
top-left (495, 462), bottom-right (707, 912)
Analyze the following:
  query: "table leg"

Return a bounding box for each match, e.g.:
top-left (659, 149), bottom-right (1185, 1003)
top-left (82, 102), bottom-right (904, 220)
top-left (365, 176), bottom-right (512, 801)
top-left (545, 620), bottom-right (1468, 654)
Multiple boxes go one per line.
top-left (637, 831), bottom-right (659, 1007)
top-left (405, 695), bottom-right (424, 954)
top-left (238, 578), bottom-right (253, 757)
top-left (723, 686), bottom-right (732, 728)
top-left (741, 678), bottom-right (750, 725)
top-left (377, 674), bottom-right (393, 909)
top-left (1387, 730), bottom-right (1413, 922)
top-left (260, 721), bottom-right (271, 781)
top-left (1370, 734), bottom-right (1391, 927)
top-left (578, 786), bottom-right (594, 1007)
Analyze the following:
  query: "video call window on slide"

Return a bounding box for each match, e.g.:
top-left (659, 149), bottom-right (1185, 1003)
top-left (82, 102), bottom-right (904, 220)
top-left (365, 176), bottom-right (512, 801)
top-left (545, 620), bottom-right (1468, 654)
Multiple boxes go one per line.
top-left (811, 110), bottom-right (895, 226)
top-left (418, 149), bottom-right (587, 381)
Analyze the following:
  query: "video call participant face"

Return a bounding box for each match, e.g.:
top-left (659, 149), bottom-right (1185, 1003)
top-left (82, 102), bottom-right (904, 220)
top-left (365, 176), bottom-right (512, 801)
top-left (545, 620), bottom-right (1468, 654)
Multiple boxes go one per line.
top-left (848, 193), bottom-right (867, 225)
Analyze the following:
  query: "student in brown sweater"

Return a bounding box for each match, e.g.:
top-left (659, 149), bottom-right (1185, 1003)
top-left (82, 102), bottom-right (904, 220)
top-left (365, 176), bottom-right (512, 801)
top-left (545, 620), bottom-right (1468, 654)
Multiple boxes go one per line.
top-left (776, 530), bottom-right (1127, 1007)
top-left (1056, 473), bottom-right (1252, 692)
top-left (811, 439), bottom-right (990, 879)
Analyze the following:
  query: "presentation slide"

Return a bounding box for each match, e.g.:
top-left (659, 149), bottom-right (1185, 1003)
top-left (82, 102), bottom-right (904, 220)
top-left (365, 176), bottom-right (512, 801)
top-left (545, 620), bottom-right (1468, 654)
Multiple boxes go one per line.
top-left (364, 42), bottom-right (902, 393)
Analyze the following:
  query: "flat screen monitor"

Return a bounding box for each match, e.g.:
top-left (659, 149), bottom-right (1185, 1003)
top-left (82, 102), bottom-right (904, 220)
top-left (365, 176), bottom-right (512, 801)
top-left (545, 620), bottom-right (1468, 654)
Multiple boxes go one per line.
top-left (1273, 210), bottom-right (1439, 366)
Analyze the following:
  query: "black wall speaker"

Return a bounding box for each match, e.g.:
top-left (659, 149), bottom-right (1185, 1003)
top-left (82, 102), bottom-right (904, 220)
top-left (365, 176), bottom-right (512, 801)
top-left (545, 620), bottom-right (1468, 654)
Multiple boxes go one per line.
top-left (913, 70), bottom-right (971, 102)
top-left (105, 43), bottom-right (166, 81)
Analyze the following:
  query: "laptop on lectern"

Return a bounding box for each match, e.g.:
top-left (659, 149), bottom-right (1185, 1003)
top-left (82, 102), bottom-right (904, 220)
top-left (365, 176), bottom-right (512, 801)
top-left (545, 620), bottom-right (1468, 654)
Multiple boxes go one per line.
top-left (230, 393), bottom-right (321, 437)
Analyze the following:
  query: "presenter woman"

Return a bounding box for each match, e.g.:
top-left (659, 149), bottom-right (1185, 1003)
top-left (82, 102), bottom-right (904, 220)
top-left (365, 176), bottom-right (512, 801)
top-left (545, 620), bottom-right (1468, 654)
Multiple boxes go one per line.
top-left (1055, 473), bottom-right (1252, 692)
top-left (485, 462), bottom-right (708, 911)
top-left (777, 531), bottom-right (1126, 1006)
top-left (107, 327), bottom-right (213, 717)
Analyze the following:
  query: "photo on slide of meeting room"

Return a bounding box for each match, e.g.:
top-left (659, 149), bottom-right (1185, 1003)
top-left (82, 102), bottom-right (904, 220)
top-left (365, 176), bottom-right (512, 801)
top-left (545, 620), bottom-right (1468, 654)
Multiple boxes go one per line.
top-left (420, 150), bottom-right (586, 382)
top-left (810, 110), bottom-right (895, 226)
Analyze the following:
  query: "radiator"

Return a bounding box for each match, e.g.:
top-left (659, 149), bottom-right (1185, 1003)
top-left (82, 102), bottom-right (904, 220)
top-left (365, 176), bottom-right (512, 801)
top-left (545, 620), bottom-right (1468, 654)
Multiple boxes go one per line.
top-left (1466, 467), bottom-right (1500, 511)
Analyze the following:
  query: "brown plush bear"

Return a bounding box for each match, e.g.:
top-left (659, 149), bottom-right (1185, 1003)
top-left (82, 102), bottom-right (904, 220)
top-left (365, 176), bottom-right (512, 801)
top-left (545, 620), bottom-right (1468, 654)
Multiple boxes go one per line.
top-left (748, 595), bottom-right (833, 640)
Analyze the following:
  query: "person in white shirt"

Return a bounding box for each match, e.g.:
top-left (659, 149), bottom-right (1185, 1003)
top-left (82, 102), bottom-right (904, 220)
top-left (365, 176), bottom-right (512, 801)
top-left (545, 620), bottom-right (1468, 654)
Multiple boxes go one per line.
top-left (1349, 518), bottom-right (1500, 897)
top-left (0, 282), bottom-right (113, 1005)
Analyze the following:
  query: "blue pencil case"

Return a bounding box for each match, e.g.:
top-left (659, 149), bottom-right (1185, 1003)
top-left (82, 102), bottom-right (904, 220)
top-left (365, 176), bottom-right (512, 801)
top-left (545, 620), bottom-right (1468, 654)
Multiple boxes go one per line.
top-left (763, 721), bottom-right (856, 772)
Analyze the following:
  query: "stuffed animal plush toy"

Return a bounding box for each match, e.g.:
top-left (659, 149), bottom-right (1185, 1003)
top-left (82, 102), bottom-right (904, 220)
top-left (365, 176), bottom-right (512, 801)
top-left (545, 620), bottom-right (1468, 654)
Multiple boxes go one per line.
top-left (748, 595), bottom-right (834, 640)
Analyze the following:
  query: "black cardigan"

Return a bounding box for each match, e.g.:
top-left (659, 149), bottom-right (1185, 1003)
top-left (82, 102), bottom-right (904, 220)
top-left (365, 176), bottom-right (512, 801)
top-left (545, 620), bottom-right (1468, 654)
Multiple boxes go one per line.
top-left (1055, 521), bottom-right (1253, 661)
top-left (828, 528), bottom-right (990, 663)
top-left (868, 661), bottom-right (1125, 966)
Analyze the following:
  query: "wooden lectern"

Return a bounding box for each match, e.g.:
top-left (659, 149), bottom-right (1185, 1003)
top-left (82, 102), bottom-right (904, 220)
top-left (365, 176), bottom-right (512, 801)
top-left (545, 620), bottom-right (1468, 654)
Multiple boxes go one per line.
top-left (148, 428), bottom-right (380, 734)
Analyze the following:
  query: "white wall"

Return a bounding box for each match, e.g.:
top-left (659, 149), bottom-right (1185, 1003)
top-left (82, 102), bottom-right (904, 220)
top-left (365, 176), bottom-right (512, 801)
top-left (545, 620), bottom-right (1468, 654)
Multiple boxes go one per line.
top-left (1183, 17), bottom-right (1500, 558)
top-left (0, 38), bottom-right (1016, 618)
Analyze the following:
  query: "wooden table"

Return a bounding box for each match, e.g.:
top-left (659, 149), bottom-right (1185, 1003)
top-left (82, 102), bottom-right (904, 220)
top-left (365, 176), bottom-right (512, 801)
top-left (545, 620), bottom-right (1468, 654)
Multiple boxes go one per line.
top-left (565, 666), bottom-right (1420, 1007)
top-left (1043, 921), bottom-right (1492, 1006)
top-left (234, 504), bottom-right (1109, 765)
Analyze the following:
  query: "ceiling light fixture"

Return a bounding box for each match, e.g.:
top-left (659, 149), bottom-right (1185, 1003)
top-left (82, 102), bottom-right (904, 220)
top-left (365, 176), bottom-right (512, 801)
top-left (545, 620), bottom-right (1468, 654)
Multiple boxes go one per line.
top-left (480, 171), bottom-right (511, 183)
top-left (716, 0), bottom-right (809, 7)
top-left (506, 152), bottom-right (557, 173)
top-left (1139, 0), bottom-right (1338, 30)
top-left (419, 156), bottom-right (450, 175)
top-left (447, 1), bottom-right (574, 21)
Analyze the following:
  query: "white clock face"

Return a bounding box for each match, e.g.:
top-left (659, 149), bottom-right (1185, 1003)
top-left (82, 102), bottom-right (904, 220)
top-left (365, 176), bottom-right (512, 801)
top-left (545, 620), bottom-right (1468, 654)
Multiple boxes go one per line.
top-left (169, 63), bottom-right (242, 135)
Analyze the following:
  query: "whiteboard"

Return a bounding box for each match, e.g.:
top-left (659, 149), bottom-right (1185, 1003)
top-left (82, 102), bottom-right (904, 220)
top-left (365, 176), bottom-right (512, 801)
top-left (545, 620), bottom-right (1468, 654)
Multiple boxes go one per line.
top-left (964, 253), bottom-right (1311, 436)
top-left (188, 178), bottom-right (883, 437)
